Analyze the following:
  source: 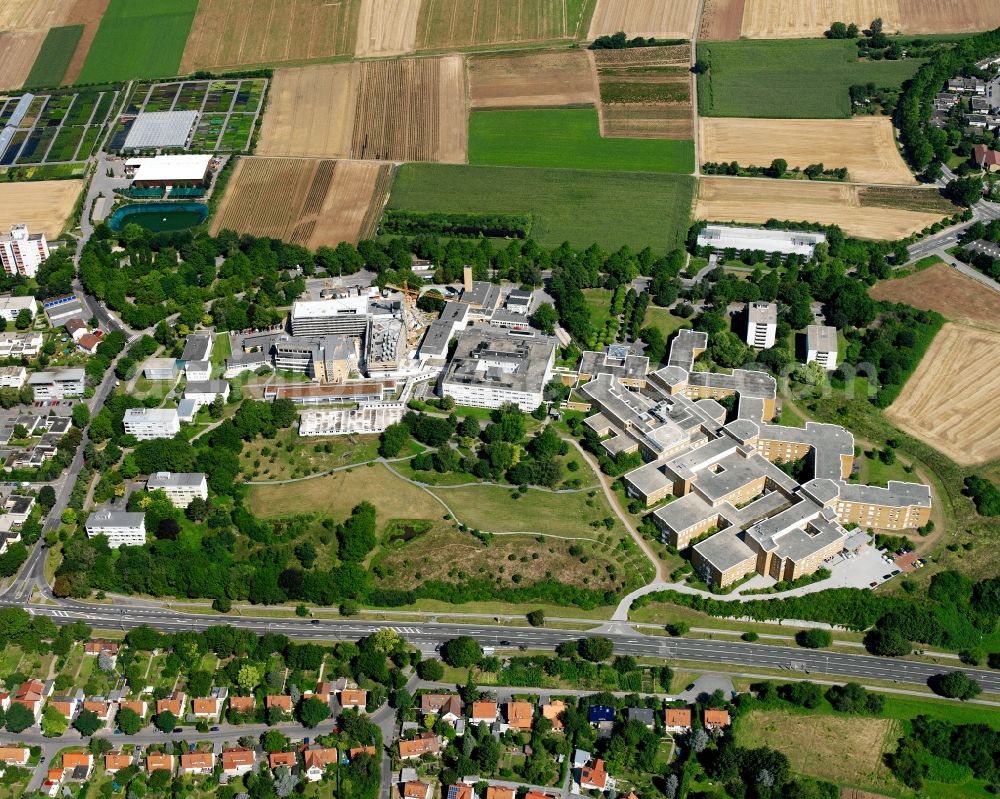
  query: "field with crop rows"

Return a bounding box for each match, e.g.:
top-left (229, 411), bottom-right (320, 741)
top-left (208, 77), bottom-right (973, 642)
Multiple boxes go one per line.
top-left (356, 0), bottom-right (422, 56)
top-left (588, 0), bottom-right (699, 39)
top-left (595, 45), bottom-right (692, 139)
top-left (0, 180), bottom-right (83, 237)
top-left (469, 50), bottom-right (597, 109)
top-left (416, 0), bottom-right (590, 50)
top-left (23, 25), bottom-right (84, 88)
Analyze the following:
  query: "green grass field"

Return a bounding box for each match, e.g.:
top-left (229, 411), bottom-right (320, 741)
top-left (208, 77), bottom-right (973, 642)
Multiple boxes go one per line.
top-left (77, 0), bottom-right (199, 84)
top-left (23, 25), bottom-right (84, 89)
top-left (697, 39), bottom-right (924, 118)
top-left (387, 163), bottom-right (695, 251)
top-left (469, 108), bottom-right (694, 174)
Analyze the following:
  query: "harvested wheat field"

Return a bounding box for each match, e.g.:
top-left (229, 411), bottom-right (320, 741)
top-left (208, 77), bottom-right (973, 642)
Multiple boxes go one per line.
top-left (0, 181), bottom-right (82, 238)
top-left (351, 55), bottom-right (467, 162)
top-left (871, 262), bottom-right (1000, 332)
top-left (212, 157), bottom-right (393, 247)
top-left (0, 30), bottom-right (45, 89)
top-left (469, 50), bottom-right (596, 108)
top-left (356, 0), bottom-right (421, 56)
top-left (588, 0), bottom-right (699, 40)
top-left (700, 117), bottom-right (915, 185)
top-left (739, 0), bottom-right (1000, 38)
top-left (699, 0), bottom-right (745, 39)
top-left (256, 63), bottom-right (360, 158)
top-left (61, 0), bottom-right (112, 85)
top-left (695, 177), bottom-right (948, 239)
top-left (0, 0), bottom-right (71, 31)
top-left (181, 0), bottom-right (358, 72)
top-left (416, 0), bottom-right (586, 50)
top-left (887, 324), bottom-right (1000, 465)
top-left (595, 45), bottom-right (692, 139)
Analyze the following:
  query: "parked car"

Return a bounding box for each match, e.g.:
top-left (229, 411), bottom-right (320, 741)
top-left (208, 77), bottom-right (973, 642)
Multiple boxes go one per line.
top-left (869, 581), bottom-right (878, 588)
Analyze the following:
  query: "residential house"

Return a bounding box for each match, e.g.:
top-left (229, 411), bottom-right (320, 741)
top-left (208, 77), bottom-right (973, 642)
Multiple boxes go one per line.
top-left (579, 758), bottom-right (609, 792)
top-left (146, 754), bottom-right (174, 774)
top-left (104, 753), bottom-right (132, 774)
top-left (588, 706), bottom-right (614, 724)
top-left (447, 785), bottom-right (474, 799)
top-left (664, 708), bottom-right (692, 734)
top-left (119, 699), bottom-right (148, 718)
top-left (470, 701), bottom-right (498, 724)
top-left (504, 701), bottom-right (533, 732)
top-left (266, 695), bottom-right (292, 715)
top-left (541, 700), bottom-right (566, 730)
top-left (704, 709), bottom-right (731, 732)
top-left (42, 767), bottom-right (63, 796)
top-left (572, 749), bottom-right (590, 769)
top-left (65, 319), bottom-right (86, 341)
top-left (340, 689), bottom-right (367, 709)
top-left (180, 752), bottom-right (215, 775)
top-left (82, 700), bottom-right (112, 726)
top-left (49, 692), bottom-right (83, 721)
top-left (526, 792), bottom-right (558, 799)
top-left (420, 693), bottom-right (462, 722)
top-left (399, 732), bottom-right (440, 760)
top-left (0, 692), bottom-right (8, 712)
top-left (626, 708), bottom-right (655, 729)
top-left (228, 696), bottom-right (255, 715)
top-left (192, 697), bottom-right (221, 719)
top-left (156, 692), bottom-right (186, 717)
top-left (84, 640), bottom-right (120, 658)
top-left (221, 749), bottom-right (255, 777)
top-left (0, 747), bottom-right (28, 766)
top-left (974, 143), bottom-right (1000, 172)
top-left (403, 781), bottom-right (433, 799)
top-left (486, 787), bottom-right (515, 799)
top-left (13, 678), bottom-right (49, 720)
top-left (268, 752), bottom-right (297, 771)
top-left (348, 746), bottom-right (376, 760)
top-left (77, 333), bottom-right (101, 355)
top-left (303, 747), bottom-right (338, 781)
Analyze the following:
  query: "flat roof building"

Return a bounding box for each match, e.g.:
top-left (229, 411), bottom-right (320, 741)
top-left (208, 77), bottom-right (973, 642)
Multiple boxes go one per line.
top-left (0, 225), bottom-right (48, 278)
top-left (291, 296), bottom-right (369, 337)
top-left (806, 325), bottom-right (838, 371)
top-left (123, 408), bottom-right (180, 440)
top-left (42, 295), bottom-right (86, 327)
top-left (28, 368), bottom-right (85, 399)
top-left (746, 302), bottom-right (777, 350)
top-left (143, 357), bottom-right (178, 381)
top-left (181, 333), bottom-right (213, 363)
top-left (122, 111), bottom-right (198, 150)
top-left (697, 225), bottom-right (826, 259)
top-left (146, 472), bottom-right (208, 509)
top-left (85, 510), bottom-right (146, 549)
top-left (125, 154), bottom-right (212, 187)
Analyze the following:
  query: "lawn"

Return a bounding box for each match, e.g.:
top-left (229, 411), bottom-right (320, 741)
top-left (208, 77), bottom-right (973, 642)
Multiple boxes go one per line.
top-left (582, 288), bottom-right (614, 328)
top-left (23, 25), bottom-right (84, 89)
top-left (210, 333), bottom-right (231, 366)
top-left (387, 163), bottom-right (695, 251)
top-left (241, 428), bottom-right (397, 482)
top-left (77, 0), bottom-right (199, 84)
top-left (469, 109), bottom-right (695, 174)
top-left (697, 39), bottom-right (924, 118)
top-left (855, 447), bottom-right (916, 488)
top-left (642, 305), bottom-right (689, 342)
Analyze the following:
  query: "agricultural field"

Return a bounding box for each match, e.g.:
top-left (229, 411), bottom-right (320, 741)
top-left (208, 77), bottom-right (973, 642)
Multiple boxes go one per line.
top-left (738, 0), bottom-right (1000, 38)
top-left (387, 162), bottom-right (695, 250)
top-left (0, 180), bottom-right (83, 237)
top-left (76, 0), bottom-right (198, 84)
top-left (699, 117), bottom-right (916, 184)
top-left (415, 0), bottom-right (590, 51)
top-left (694, 176), bottom-right (950, 239)
top-left (697, 39), bottom-right (923, 118)
top-left (595, 45), bottom-right (693, 139)
top-left (23, 25), bottom-right (84, 88)
top-left (0, 0), bottom-right (72, 30)
top-left (886, 323), bottom-right (1000, 466)
top-left (468, 50), bottom-right (597, 109)
top-left (211, 157), bottom-right (394, 247)
top-left (699, 0), bottom-right (744, 39)
top-left (257, 57), bottom-right (466, 163)
top-left (738, 710), bottom-right (901, 795)
top-left (0, 31), bottom-right (46, 90)
top-left (356, 0), bottom-right (421, 56)
top-left (469, 108), bottom-right (694, 173)
top-left (588, 0), bottom-right (698, 39)
top-left (60, 0), bottom-right (113, 85)
top-left (870, 261), bottom-right (1000, 332)
top-left (180, 0), bottom-right (359, 72)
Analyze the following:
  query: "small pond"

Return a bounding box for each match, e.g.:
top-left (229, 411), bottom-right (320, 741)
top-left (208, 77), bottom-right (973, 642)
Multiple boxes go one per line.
top-left (108, 202), bottom-right (208, 233)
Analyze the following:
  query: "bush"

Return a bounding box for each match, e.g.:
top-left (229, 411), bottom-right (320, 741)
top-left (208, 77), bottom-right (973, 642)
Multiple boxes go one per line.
top-left (928, 671), bottom-right (982, 700)
top-left (795, 629), bottom-right (833, 649)
top-left (741, 632), bottom-right (759, 642)
top-left (440, 636), bottom-right (482, 668)
top-left (416, 659), bottom-right (445, 681)
top-left (666, 622), bottom-right (690, 637)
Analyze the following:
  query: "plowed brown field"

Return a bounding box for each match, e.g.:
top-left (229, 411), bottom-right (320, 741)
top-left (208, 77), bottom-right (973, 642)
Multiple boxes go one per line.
top-left (0, 180), bottom-right (83, 238)
top-left (739, 0), bottom-right (1000, 38)
top-left (61, 0), bottom-right (112, 85)
top-left (700, 117), bottom-right (915, 185)
top-left (694, 177), bottom-right (947, 239)
top-left (180, 0), bottom-right (359, 72)
top-left (469, 50), bottom-right (596, 108)
top-left (0, 31), bottom-right (46, 90)
top-left (700, 0), bottom-right (745, 39)
top-left (355, 0), bottom-right (421, 56)
top-left (211, 157), bottom-right (394, 247)
top-left (887, 323), bottom-right (1000, 465)
top-left (0, 0), bottom-right (70, 31)
top-left (588, 0), bottom-right (699, 40)
top-left (870, 262), bottom-right (1000, 332)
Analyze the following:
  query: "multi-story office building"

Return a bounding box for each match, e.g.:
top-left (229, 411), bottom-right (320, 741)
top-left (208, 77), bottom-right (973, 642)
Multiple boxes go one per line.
top-left (123, 408), bottom-right (180, 440)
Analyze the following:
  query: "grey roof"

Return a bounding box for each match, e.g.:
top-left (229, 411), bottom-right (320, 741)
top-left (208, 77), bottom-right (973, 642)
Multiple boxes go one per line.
top-left (835, 480), bottom-right (931, 508)
top-left (506, 289), bottom-right (533, 306)
top-left (440, 301), bottom-right (470, 324)
top-left (579, 350), bottom-right (649, 382)
top-left (29, 368), bottom-right (85, 384)
top-left (723, 419), bottom-right (759, 443)
top-left (177, 398), bottom-right (198, 418)
top-left (184, 380), bottom-right (229, 395)
top-left (124, 407), bottom-right (178, 422)
top-left (419, 319), bottom-right (456, 356)
top-left (756, 421), bottom-right (853, 481)
top-left (147, 472), bottom-right (206, 490)
top-left (693, 530), bottom-right (756, 571)
top-left (86, 509), bottom-right (145, 528)
top-left (653, 492), bottom-right (718, 534)
top-left (186, 359), bottom-right (210, 372)
top-left (123, 111), bottom-right (198, 149)
top-left (144, 357), bottom-right (177, 371)
top-left (181, 334), bottom-right (212, 362)
top-left (799, 477), bottom-right (841, 505)
top-left (6, 94), bottom-right (34, 129)
top-left (806, 325), bottom-right (837, 352)
top-left (442, 328), bottom-right (555, 395)
top-left (460, 281), bottom-right (502, 310)
top-left (6, 495), bottom-right (33, 514)
top-left (667, 329), bottom-right (708, 370)
top-left (748, 302), bottom-right (777, 325)
top-left (627, 708), bottom-right (654, 724)
top-left (687, 369), bottom-right (776, 401)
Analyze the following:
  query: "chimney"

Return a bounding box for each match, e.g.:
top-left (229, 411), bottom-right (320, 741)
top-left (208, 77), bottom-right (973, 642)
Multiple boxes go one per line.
top-left (463, 265), bottom-right (473, 293)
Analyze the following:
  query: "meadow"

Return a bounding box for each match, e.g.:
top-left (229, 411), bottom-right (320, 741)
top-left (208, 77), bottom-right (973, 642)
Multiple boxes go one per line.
top-left (696, 39), bottom-right (923, 118)
top-left (387, 163), bottom-right (695, 250)
top-left (23, 25), bottom-right (84, 88)
top-left (468, 108), bottom-right (695, 174)
top-left (76, 0), bottom-right (199, 83)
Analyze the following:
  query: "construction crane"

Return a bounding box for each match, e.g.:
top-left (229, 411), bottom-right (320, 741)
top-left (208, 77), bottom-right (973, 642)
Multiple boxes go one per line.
top-left (385, 281), bottom-right (425, 347)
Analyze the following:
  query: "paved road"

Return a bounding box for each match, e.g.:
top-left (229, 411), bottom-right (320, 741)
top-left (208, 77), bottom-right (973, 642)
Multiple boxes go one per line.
top-left (1, 598), bottom-right (997, 694)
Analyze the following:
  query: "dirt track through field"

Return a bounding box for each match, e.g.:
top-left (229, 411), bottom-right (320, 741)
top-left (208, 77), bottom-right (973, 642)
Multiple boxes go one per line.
top-left (469, 50), bottom-right (596, 108)
top-left (61, 0), bottom-right (112, 85)
top-left (0, 0), bottom-right (71, 31)
top-left (0, 180), bottom-right (83, 238)
top-left (181, 0), bottom-right (358, 71)
top-left (695, 176), bottom-right (947, 239)
top-left (355, 0), bottom-right (421, 56)
top-left (588, 0), bottom-right (700, 40)
top-left (212, 157), bottom-right (393, 247)
top-left (700, 117), bottom-right (915, 185)
top-left (870, 263), bottom-right (1000, 332)
top-left (887, 323), bottom-right (1000, 465)
top-left (0, 31), bottom-right (45, 89)
top-left (699, 0), bottom-right (745, 39)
